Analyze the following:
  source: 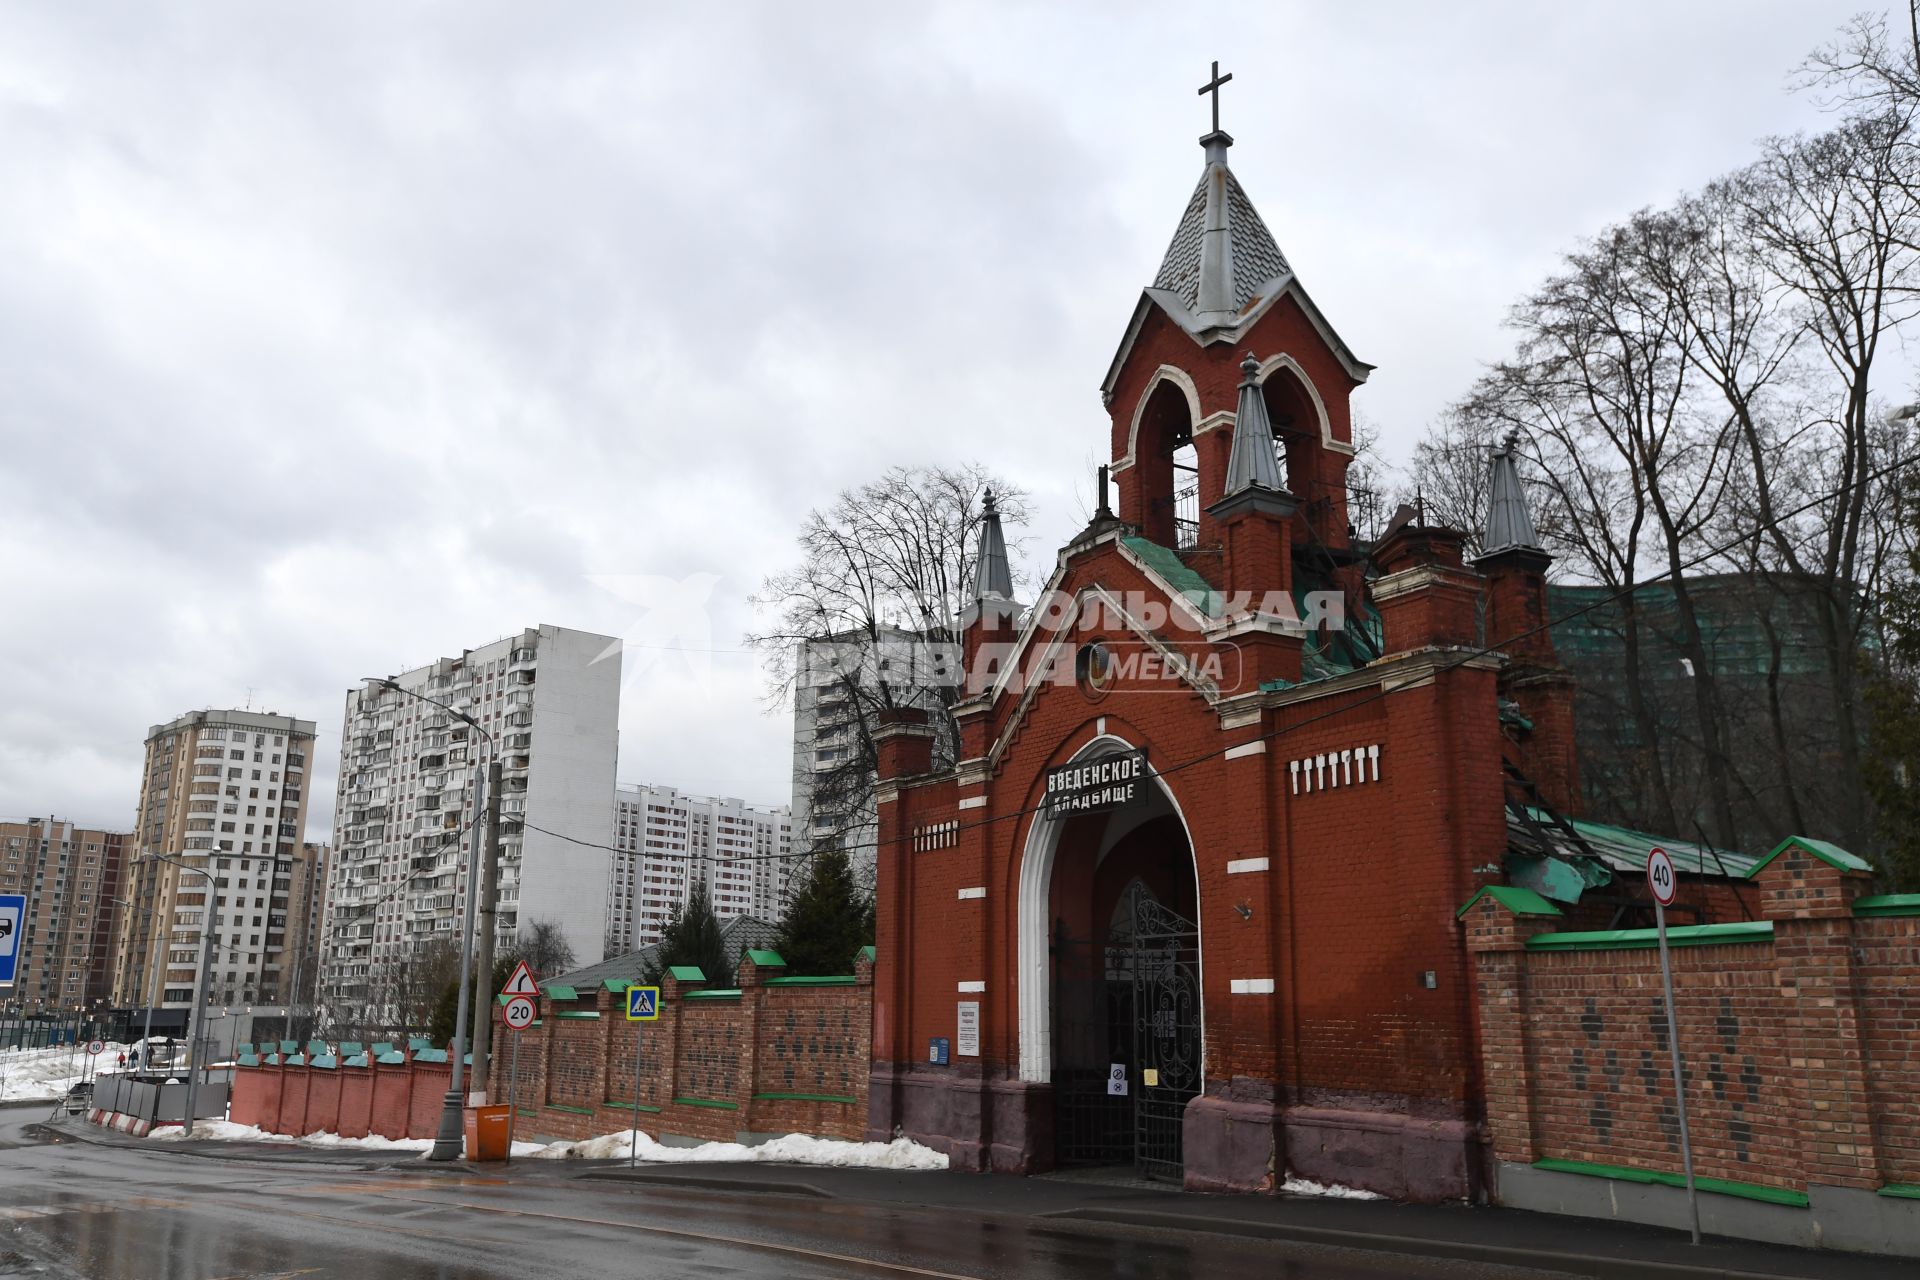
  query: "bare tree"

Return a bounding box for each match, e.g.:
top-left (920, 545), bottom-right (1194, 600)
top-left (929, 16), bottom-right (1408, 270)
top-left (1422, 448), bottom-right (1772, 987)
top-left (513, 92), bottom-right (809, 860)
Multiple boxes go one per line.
top-left (504, 919), bottom-right (575, 981)
top-left (748, 464), bottom-right (1030, 887)
top-left (1718, 111), bottom-right (1920, 844)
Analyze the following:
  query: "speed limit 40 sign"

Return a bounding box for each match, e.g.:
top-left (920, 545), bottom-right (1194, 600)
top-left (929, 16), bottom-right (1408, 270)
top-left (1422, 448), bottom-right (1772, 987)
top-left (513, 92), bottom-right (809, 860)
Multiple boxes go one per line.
top-left (1646, 846), bottom-right (1678, 907)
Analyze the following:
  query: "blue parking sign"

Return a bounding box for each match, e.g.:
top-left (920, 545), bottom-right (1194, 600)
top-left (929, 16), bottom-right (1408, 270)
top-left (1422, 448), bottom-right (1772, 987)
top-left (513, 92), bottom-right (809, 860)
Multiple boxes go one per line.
top-left (0, 894), bottom-right (23, 986)
top-left (626, 984), bottom-right (660, 1021)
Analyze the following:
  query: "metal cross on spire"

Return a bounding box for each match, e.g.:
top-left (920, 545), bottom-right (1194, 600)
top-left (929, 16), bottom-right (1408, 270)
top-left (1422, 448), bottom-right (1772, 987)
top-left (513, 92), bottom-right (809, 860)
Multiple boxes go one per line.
top-left (1198, 60), bottom-right (1232, 134)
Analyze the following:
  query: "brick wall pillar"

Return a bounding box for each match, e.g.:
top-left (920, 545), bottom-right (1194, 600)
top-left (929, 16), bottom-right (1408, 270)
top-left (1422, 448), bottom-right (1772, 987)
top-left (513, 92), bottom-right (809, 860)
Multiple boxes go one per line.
top-left (1460, 888), bottom-right (1564, 1167)
top-left (734, 955), bottom-right (769, 1124)
top-left (1755, 840), bottom-right (1883, 1191)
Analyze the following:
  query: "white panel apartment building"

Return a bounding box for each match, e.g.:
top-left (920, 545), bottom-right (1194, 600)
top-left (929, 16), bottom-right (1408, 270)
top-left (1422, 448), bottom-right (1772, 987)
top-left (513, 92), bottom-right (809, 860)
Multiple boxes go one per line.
top-left (319, 625), bottom-right (620, 1022)
top-left (789, 626), bottom-right (950, 890)
top-left (606, 785), bottom-right (792, 954)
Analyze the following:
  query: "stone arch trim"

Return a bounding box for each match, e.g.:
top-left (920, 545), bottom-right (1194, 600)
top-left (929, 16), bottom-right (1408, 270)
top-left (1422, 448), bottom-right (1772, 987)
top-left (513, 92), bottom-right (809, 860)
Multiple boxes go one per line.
top-left (1256, 352), bottom-right (1351, 456)
top-left (1115, 365), bottom-right (1203, 474)
top-left (1014, 728), bottom-right (1205, 1084)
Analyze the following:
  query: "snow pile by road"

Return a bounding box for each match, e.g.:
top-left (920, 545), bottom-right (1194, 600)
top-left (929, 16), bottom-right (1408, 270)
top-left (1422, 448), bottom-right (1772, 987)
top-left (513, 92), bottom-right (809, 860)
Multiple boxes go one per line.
top-left (1280, 1175), bottom-right (1382, 1200)
top-left (533, 1128), bottom-right (948, 1170)
top-left (149, 1120), bottom-right (543, 1157)
top-left (149, 1120), bottom-right (295, 1143)
top-left (0, 1043), bottom-right (131, 1103)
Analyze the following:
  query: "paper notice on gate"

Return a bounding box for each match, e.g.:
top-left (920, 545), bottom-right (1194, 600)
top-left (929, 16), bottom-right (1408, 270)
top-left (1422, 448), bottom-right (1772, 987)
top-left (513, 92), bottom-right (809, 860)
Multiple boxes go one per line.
top-left (1143, 1068), bottom-right (1159, 1087)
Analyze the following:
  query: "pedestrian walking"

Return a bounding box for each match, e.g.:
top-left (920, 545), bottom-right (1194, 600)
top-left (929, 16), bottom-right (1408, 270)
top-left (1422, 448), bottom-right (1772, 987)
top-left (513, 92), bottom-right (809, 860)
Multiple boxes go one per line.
top-left (116, 1051), bottom-right (125, 1070)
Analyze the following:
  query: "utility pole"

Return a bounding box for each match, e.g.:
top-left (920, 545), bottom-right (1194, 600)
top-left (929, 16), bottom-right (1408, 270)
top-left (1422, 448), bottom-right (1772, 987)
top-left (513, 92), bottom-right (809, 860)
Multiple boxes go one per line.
top-left (178, 859), bottom-right (219, 1128)
top-left (467, 758), bottom-right (503, 1105)
top-left (429, 734), bottom-right (489, 1160)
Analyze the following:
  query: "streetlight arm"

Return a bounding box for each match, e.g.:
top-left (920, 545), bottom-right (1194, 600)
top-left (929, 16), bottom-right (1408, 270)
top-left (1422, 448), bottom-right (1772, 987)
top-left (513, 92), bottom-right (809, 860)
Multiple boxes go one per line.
top-left (362, 678), bottom-right (494, 748)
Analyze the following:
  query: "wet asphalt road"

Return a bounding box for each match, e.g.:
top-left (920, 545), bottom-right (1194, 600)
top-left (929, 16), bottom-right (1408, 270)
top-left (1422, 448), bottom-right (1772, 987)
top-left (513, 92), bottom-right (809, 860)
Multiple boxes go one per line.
top-left (0, 1105), bottom-right (1571, 1280)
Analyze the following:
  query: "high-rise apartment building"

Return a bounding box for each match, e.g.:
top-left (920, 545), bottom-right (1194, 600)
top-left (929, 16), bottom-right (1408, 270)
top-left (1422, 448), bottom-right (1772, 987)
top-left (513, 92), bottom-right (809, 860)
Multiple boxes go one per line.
top-left (790, 627), bottom-right (951, 888)
top-left (109, 709), bottom-right (318, 1013)
top-left (606, 785), bottom-right (792, 955)
top-left (0, 817), bottom-right (129, 1014)
top-left (319, 624), bottom-right (620, 1024)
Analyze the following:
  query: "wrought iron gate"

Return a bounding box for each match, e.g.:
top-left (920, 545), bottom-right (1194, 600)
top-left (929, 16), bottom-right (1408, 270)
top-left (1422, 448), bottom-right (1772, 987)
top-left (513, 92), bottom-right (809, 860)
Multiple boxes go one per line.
top-left (1122, 881), bottom-right (1201, 1181)
top-left (1051, 881), bottom-right (1201, 1181)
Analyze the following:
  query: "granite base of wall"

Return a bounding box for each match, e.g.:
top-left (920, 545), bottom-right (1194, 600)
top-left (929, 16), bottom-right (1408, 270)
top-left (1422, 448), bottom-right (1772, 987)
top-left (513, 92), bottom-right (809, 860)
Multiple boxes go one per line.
top-left (1497, 1162), bottom-right (1920, 1259)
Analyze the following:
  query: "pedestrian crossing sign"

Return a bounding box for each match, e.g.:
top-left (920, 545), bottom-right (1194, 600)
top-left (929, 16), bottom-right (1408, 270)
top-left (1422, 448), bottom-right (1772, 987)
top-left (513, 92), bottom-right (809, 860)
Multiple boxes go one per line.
top-left (626, 985), bottom-right (660, 1021)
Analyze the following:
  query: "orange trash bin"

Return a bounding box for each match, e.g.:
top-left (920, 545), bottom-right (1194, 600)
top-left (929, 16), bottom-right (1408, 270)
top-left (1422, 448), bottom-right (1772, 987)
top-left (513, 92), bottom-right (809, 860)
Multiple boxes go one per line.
top-left (463, 1104), bottom-right (512, 1162)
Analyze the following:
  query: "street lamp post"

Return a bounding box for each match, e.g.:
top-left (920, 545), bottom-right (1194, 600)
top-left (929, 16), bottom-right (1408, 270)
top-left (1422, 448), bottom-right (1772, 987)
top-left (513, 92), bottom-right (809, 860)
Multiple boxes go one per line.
top-left (363, 677), bottom-right (493, 1162)
top-left (138, 852), bottom-right (220, 1133)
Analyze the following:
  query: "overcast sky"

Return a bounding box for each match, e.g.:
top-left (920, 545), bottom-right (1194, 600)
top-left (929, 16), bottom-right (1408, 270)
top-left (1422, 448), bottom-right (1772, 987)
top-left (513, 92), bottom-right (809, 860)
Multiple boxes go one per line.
top-left (0, 1), bottom-right (1876, 837)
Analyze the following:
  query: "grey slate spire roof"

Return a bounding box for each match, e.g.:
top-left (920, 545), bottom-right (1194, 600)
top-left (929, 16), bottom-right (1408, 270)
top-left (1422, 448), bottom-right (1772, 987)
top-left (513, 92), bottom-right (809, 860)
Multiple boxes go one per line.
top-left (972, 489), bottom-right (1015, 602)
top-left (1153, 133), bottom-right (1292, 329)
top-left (1481, 431), bottom-right (1542, 556)
top-left (1100, 105), bottom-right (1374, 407)
top-left (1223, 351), bottom-right (1287, 496)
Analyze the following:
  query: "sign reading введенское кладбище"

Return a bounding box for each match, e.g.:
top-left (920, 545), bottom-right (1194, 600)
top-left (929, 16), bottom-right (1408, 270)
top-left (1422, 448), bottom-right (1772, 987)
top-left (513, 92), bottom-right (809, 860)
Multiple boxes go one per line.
top-left (1045, 750), bottom-right (1147, 817)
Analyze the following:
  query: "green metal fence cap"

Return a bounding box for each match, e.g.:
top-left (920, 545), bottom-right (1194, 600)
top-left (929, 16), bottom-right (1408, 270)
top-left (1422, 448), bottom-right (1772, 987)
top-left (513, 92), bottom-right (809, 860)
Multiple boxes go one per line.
top-left (1456, 885), bottom-right (1563, 920)
top-left (1853, 893), bottom-right (1920, 917)
top-left (542, 984), bottom-right (578, 1000)
top-left (744, 949), bottom-right (786, 968)
top-left (1746, 835), bottom-right (1872, 879)
top-left (668, 966), bottom-right (705, 982)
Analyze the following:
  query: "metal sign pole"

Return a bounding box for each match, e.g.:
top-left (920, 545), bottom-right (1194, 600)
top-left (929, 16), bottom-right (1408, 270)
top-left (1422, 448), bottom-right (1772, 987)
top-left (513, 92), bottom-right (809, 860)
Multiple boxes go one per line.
top-left (1654, 896), bottom-right (1702, 1245)
top-left (630, 1020), bottom-right (643, 1169)
top-left (506, 1029), bottom-right (521, 1163)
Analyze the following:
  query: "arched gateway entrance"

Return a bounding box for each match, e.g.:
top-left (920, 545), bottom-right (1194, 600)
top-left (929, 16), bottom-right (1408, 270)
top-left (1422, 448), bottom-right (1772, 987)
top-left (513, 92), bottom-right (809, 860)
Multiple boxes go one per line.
top-left (1017, 736), bottom-right (1203, 1181)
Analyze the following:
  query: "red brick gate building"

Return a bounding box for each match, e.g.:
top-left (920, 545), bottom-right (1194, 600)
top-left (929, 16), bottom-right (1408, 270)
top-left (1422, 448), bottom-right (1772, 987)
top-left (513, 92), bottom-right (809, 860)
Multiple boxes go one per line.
top-left (866, 118), bottom-right (1580, 1201)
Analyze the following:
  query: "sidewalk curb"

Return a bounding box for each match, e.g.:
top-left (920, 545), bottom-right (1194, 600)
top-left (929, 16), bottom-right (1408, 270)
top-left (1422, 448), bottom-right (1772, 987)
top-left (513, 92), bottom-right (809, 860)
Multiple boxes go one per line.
top-left (41, 1117), bottom-right (422, 1170)
top-left (1043, 1207), bottom-right (1795, 1280)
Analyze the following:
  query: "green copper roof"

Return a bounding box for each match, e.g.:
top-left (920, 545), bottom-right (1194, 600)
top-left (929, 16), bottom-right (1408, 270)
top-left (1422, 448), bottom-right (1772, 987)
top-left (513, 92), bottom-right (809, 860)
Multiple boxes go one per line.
top-left (1456, 885), bottom-right (1562, 919)
top-left (1122, 536), bottom-right (1220, 617)
top-left (1746, 835), bottom-right (1873, 880)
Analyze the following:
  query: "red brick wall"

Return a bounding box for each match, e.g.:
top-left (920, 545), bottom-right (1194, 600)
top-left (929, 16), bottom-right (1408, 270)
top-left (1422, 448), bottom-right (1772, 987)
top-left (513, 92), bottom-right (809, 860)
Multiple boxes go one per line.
top-left (1467, 854), bottom-right (1918, 1199)
top-left (479, 957), bottom-right (875, 1147)
top-left (1517, 942), bottom-right (1797, 1190)
top-left (337, 1069), bottom-right (373, 1139)
top-left (1858, 914), bottom-right (1920, 1186)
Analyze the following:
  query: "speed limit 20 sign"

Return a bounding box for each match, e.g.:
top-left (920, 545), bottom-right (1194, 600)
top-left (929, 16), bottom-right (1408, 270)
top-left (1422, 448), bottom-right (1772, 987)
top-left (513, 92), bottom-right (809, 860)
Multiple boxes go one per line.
top-left (502, 994), bottom-right (537, 1031)
top-left (1646, 846), bottom-right (1678, 907)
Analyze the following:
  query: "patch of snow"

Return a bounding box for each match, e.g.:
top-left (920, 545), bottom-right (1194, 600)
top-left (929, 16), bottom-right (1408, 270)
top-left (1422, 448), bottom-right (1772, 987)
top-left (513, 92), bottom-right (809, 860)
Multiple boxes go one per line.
top-left (1281, 1175), bottom-right (1382, 1200)
top-left (299, 1131), bottom-right (435, 1152)
top-left (0, 1042), bottom-right (132, 1103)
top-left (532, 1128), bottom-right (948, 1170)
top-left (150, 1120), bottom-right (295, 1143)
top-left (146, 1121), bottom-right (547, 1159)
